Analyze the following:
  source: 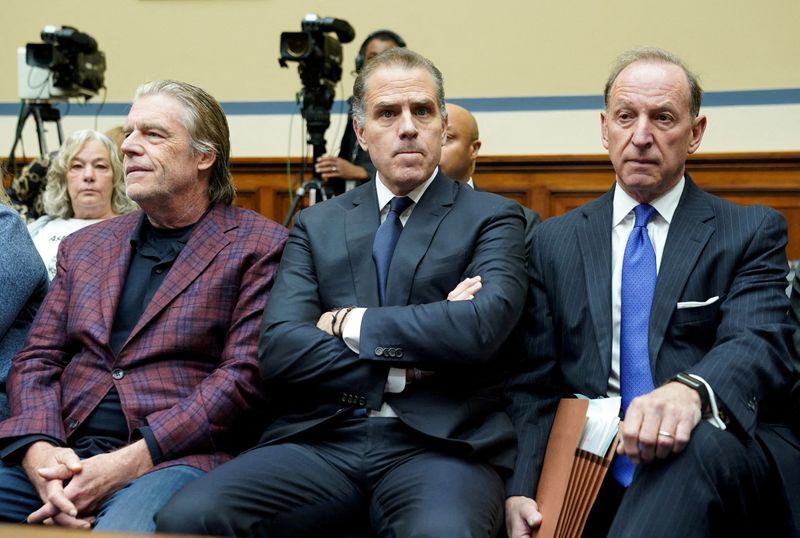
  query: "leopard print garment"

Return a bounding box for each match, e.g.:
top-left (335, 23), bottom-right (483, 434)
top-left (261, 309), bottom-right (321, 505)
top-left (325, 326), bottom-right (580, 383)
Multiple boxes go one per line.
top-left (6, 157), bottom-right (50, 223)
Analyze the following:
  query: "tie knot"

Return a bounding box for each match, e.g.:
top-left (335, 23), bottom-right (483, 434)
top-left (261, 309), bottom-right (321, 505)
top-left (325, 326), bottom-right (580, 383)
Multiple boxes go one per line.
top-left (388, 196), bottom-right (413, 215)
top-left (633, 204), bottom-right (656, 228)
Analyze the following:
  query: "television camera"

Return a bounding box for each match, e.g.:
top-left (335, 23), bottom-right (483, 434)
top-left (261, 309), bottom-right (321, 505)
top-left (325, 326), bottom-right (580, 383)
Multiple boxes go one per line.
top-left (279, 14), bottom-right (355, 225)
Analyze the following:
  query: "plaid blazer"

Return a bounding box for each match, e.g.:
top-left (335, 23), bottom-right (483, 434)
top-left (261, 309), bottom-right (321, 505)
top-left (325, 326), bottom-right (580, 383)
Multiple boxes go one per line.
top-left (0, 204), bottom-right (287, 472)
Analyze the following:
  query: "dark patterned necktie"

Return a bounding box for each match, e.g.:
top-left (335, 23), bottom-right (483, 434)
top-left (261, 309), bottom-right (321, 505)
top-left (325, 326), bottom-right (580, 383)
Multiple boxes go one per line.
top-left (372, 196), bottom-right (413, 305)
top-left (613, 203), bottom-right (657, 487)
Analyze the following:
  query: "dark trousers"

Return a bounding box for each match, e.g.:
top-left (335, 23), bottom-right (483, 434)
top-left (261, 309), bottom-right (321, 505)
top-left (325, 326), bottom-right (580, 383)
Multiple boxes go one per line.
top-left (582, 422), bottom-right (782, 538)
top-left (157, 416), bottom-right (505, 537)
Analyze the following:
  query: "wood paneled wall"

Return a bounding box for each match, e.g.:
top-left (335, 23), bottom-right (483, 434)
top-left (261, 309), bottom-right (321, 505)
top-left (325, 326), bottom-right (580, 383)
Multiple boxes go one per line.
top-left (231, 152), bottom-right (800, 260)
top-left (5, 152), bottom-right (799, 258)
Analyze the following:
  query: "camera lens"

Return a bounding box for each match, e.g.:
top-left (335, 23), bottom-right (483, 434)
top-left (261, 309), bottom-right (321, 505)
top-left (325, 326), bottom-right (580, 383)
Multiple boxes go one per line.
top-left (285, 34), bottom-right (310, 59)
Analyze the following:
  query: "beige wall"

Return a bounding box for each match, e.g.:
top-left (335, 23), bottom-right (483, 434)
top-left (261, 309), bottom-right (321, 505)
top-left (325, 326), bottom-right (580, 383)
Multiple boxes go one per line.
top-left (2, 0), bottom-right (799, 156)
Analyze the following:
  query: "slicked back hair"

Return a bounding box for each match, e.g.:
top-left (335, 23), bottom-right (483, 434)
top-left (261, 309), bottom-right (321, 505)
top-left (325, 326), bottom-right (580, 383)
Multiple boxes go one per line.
top-left (134, 80), bottom-right (235, 205)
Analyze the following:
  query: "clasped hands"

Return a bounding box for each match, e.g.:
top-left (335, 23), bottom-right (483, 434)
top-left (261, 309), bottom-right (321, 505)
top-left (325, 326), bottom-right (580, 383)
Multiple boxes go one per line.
top-left (21, 439), bottom-right (153, 528)
top-left (505, 381), bottom-right (703, 537)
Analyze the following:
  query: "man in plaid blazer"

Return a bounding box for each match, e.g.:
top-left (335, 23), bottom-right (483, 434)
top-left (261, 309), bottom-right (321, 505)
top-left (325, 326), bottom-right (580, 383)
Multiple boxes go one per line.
top-left (0, 80), bottom-right (287, 532)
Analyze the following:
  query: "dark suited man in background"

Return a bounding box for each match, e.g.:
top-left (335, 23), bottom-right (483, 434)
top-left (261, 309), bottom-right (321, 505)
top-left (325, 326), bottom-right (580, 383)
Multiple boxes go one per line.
top-left (315, 29), bottom-right (407, 194)
top-left (440, 102), bottom-right (541, 255)
top-left (505, 48), bottom-right (800, 537)
top-left (0, 80), bottom-right (287, 532)
top-left (159, 48), bottom-right (528, 537)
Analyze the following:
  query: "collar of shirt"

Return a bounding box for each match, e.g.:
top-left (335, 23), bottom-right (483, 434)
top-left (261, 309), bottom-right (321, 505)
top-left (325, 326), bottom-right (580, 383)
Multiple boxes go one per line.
top-left (612, 175), bottom-right (685, 229)
top-left (466, 177), bottom-right (475, 188)
top-left (374, 167), bottom-right (438, 224)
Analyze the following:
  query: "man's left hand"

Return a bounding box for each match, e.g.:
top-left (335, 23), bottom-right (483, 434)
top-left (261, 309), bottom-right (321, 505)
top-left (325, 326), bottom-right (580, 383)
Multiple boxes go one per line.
top-left (617, 381), bottom-right (702, 463)
top-left (28, 440), bottom-right (153, 525)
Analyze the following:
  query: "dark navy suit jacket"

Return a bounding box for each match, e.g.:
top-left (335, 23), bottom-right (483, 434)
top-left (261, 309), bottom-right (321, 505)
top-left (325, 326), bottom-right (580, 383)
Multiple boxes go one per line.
top-left (258, 172), bottom-right (528, 472)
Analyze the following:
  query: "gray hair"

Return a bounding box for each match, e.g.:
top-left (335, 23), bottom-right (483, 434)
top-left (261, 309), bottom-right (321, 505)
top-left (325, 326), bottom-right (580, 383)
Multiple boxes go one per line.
top-left (44, 129), bottom-right (137, 219)
top-left (604, 47), bottom-right (703, 117)
top-left (352, 48), bottom-right (446, 128)
top-left (134, 80), bottom-right (235, 205)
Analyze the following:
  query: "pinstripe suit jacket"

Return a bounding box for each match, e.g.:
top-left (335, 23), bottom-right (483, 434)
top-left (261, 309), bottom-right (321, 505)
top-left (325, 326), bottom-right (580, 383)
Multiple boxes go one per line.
top-left (0, 204), bottom-right (287, 472)
top-left (507, 176), bottom-right (799, 500)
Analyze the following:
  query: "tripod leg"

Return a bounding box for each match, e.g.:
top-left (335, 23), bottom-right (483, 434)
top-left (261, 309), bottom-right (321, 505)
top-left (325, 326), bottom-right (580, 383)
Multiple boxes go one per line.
top-left (31, 106), bottom-right (49, 155)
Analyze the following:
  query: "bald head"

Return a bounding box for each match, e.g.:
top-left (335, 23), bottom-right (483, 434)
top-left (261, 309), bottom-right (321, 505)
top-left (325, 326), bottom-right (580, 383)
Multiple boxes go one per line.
top-left (440, 103), bottom-right (481, 181)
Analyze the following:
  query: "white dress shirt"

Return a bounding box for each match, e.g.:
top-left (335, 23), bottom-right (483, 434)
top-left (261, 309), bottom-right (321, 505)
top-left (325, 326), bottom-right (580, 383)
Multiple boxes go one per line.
top-left (342, 168), bottom-right (439, 416)
top-left (609, 176), bottom-right (724, 429)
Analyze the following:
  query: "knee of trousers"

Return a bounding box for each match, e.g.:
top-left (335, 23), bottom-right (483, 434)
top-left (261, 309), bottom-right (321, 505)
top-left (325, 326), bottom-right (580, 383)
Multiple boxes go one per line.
top-left (386, 506), bottom-right (503, 538)
top-left (636, 421), bottom-right (764, 493)
top-left (155, 488), bottom-right (229, 534)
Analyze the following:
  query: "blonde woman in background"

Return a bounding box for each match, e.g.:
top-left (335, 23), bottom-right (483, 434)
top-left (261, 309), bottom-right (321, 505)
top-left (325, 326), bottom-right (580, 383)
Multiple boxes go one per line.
top-left (28, 129), bottom-right (137, 279)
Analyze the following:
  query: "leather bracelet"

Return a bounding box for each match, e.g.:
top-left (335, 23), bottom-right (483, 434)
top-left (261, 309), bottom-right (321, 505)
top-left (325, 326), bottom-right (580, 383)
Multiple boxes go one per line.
top-left (413, 368), bottom-right (423, 382)
top-left (330, 309), bottom-right (341, 337)
top-left (337, 307), bottom-right (355, 338)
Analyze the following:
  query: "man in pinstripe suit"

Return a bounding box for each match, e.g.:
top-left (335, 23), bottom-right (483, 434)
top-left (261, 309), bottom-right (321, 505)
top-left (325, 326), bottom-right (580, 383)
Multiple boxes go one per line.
top-left (506, 48), bottom-right (799, 537)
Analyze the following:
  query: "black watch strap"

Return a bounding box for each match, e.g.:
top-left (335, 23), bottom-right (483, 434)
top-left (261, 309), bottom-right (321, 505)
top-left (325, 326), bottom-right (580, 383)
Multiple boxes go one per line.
top-left (670, 372), bottom-right (710, 412)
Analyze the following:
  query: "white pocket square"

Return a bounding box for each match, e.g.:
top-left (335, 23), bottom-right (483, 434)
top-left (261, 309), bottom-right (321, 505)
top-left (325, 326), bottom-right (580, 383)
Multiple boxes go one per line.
top-left (676, 296), bottom-right (720, 309)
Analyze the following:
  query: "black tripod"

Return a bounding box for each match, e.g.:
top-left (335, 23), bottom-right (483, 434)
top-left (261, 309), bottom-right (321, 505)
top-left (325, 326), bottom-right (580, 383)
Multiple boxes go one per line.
top-left (7, 100), bottom-right (64, 174)
top-left (282, 82), bottom-right (337, 227)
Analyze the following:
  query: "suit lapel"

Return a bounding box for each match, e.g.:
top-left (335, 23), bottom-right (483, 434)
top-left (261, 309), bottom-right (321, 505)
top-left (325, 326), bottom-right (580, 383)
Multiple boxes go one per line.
top-left (385, 174), bottom-right (455, 306)
top-left (649, 177), bottom-right (715, 365)
top-left (123, 205), bottom-right (232, 346)
top-left (577, 189), bottom-right (615, 375)
top-left (346, 184), bottom-right (382, 307)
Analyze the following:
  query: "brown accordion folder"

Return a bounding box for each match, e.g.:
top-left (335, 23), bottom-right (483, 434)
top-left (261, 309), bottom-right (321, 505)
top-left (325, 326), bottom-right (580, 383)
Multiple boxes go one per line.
top-left (533, 398), bottom-right (621, 538)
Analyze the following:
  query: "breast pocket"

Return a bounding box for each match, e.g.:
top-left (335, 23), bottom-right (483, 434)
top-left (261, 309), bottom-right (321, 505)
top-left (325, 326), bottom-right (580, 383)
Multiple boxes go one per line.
top-left (672, 294), bottom-right (725, 326)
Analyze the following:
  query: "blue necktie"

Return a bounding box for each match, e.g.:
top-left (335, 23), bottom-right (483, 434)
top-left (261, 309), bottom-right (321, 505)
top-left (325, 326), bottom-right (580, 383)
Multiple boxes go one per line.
top-left (373, 196), bottom-right (413, 305)
top-left (613, 203), bottom-right (657, 487)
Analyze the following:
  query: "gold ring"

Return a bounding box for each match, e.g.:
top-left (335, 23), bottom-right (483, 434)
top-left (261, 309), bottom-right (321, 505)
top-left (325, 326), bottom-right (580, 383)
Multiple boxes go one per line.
top-left (658, 430), bottom-right (674, 439)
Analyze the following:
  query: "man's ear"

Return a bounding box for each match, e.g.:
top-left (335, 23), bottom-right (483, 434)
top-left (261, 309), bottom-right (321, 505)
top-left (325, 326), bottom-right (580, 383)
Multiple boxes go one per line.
top-left (197, 151), bottom-right (216, 171)
top-left (600, 111), bottom-right (609, 150)
top-left (688, 115), bottom-right (707, 154)
top-left (354, 117), bottom-right (368, 151)
top-left (469, 139), bottom-right (482, 160)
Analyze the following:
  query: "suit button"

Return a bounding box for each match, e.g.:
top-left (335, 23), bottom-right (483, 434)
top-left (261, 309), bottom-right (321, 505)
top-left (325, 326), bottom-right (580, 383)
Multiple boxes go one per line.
top-left (111, 368), bottom-right (124, 380)
top-left (68, 419), bottom-right (79, 430)
top-left (387, 348), bottom-right (397, 358)
top-left (340, 394), bottom-right (348, 403)
top-left (396, 348), bottom-right (403, 358)
top-left (358, 397), bottom-right (366, 406)
top-left (375, 347), bottom-right (385, 357)
top-left (746, 396), bottom-right (757, 412)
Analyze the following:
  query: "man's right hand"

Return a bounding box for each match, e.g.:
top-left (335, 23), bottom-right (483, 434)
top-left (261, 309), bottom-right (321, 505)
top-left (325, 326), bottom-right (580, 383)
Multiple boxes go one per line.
top-left (447, 276), bottom-right (482, 301)
top-left (21, 441), bottom-right (91, 527)
top-left (505, 496), bottom-right (543, 538)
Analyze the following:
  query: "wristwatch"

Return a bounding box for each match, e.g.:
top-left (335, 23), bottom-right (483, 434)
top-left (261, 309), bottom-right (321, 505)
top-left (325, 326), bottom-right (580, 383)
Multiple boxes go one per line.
top-left (669, 372), bottom-right (710, 413)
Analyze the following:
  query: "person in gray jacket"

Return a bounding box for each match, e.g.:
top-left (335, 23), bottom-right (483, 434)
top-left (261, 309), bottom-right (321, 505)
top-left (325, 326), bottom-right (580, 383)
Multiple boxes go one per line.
top-left (0, 191), bottom-right (48, 419)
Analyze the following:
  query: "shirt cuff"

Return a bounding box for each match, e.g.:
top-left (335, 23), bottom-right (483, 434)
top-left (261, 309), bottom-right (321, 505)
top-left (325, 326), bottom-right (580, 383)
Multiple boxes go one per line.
top-left (385, 368), bottom-right (407, 393)
top-left (0, 435), bottom-right (62, 464)
top-left (136, 426), bottom-right (165, 465)
top-left (342, 307), bottom-right (366, 353)
top-left (688, 374), bottom-right (727, 431)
